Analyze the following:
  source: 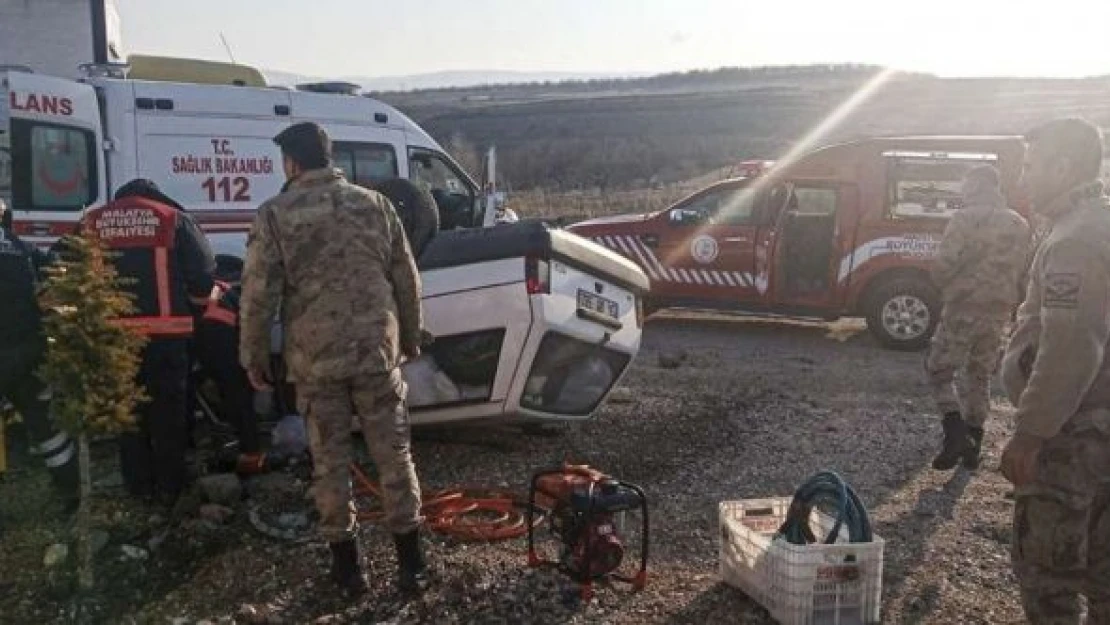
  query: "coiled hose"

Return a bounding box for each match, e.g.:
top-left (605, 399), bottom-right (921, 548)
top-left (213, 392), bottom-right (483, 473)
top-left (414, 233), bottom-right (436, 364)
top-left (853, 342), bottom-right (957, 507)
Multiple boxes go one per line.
top-left (776, 471), bottom-right (873, 545)
top-left (351, 462), bottom-right (547, 542)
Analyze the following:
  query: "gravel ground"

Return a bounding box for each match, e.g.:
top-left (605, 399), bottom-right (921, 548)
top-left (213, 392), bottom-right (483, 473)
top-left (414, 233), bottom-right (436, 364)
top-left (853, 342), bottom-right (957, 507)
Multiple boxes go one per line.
top-left (0, 312), bottom-right (1026, 624)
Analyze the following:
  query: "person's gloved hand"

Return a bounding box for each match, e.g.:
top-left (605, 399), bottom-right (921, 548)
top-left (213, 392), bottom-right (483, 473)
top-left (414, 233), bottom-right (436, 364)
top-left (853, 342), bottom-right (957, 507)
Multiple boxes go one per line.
top-left (402, 330), bottom-right (435, 361)
top-left (1000, 432), bottom-right (1044, 487)
top-left (247, 362), bottom-right (274, 391)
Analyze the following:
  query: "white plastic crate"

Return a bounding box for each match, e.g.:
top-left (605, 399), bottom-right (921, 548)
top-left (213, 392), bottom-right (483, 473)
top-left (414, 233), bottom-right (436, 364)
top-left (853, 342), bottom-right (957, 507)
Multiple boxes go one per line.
top-left (719, 497), bottom-right (884, 625)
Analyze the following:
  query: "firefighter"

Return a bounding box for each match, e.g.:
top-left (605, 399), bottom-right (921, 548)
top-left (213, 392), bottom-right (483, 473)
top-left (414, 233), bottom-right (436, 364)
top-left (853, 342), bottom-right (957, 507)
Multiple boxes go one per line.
top-left (0, 198), bottom-right (79, 510)
top-left (1000, 118), bottom-right (1110, 624)
top-left (79, 180), bottom-right (216, 505)
top-left (240, 122), bottom-right (429, 596)
top-left (925, 164), bottom-right (1031, 471)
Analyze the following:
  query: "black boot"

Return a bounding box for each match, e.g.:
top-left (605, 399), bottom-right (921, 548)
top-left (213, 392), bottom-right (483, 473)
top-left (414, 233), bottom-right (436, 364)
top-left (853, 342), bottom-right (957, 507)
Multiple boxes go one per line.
top-left (49, 449), bottom-right (81, 516)
top-left (328, 539), bottom-right (369, 596)
top-left (394, 530), bottom-right (431, 593)
top-left (932, 412), bottom-right (973, 471)
top-left (963, 426), bottom-right (984, 470)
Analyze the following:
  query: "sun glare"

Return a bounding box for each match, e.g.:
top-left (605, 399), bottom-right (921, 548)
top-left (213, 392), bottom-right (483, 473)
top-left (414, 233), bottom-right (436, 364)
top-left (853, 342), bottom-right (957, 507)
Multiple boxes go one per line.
top-left (660, 68), bottom-right (899, 268)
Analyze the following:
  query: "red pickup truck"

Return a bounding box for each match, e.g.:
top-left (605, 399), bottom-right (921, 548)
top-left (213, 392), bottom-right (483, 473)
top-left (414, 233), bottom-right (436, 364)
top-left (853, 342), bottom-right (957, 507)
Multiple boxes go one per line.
top-left (568, 136), bottom-right (1028, 350)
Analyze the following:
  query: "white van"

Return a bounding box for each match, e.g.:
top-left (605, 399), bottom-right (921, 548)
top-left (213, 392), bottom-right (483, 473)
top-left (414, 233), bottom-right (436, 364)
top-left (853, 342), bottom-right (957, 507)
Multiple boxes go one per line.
top-left (1, 68), bottom-right (494, 245)
top-left (1, 67), bottom-right (649, 426)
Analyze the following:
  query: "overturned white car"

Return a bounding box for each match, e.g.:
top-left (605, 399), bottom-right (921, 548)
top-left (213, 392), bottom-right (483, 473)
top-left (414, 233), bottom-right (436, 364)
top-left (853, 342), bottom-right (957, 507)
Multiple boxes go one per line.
top-left (405, 221), bottom-right (648, 425)
top-left (255, 221), bottom-right (649, 427)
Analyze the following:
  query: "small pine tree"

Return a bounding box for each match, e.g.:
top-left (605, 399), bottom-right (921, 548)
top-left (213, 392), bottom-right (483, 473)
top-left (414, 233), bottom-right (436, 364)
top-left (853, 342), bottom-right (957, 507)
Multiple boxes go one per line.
top-left (37, 231), bottom-right (148, 590)
top-left (38, 232), bottom-right (147, 435)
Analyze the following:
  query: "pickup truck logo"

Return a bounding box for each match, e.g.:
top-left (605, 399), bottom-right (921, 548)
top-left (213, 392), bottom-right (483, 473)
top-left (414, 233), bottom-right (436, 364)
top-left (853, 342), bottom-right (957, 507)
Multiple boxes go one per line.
top-left (837, 234), bottom-right (940, 283)
top-left (883, 233), bottom-right (939, 258)
top-left (690, 235), bottom-right (720, 264)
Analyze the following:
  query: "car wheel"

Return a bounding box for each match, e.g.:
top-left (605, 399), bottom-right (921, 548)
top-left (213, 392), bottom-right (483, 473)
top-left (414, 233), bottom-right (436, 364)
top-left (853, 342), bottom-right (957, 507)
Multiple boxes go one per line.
top-left (865, 277), bottom-right (939, 351)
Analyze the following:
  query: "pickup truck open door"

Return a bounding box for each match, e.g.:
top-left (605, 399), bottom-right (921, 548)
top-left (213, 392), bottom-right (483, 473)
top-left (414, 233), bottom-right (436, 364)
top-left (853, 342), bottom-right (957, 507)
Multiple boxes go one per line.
top-left (766, 181), bottom-right (856, 312)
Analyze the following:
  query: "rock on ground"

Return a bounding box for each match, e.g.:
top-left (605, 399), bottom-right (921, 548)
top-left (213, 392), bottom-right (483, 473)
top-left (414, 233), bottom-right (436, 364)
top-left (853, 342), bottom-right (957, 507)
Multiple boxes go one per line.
top-left (197, 474), bottom-right (243, 507)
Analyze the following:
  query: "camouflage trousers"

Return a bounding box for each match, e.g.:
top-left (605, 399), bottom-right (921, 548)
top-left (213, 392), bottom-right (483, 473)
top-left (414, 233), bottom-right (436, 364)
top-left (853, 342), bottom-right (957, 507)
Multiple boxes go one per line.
top-left (1013, 415), bottom-right (1110, 624)
top-left (297, 369), bottom-right (423, 543)
top-left (925, 309), bottom-right (1009, 427)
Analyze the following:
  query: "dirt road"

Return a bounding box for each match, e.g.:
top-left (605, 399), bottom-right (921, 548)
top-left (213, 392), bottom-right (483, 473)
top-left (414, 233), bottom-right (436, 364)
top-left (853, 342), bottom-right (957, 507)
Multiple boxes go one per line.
top-left (0, 313), bottom-right (1026, 624)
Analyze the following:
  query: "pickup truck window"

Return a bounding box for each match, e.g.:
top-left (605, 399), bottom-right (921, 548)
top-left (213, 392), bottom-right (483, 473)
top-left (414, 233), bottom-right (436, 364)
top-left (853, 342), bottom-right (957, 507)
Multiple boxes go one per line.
top-left (10, 120), bottom-right (96, 211)
top-left (716, 187), bottom-right (760, 225)
top-left (791, 187), bottom-right (838, 215)
top-left (332, 142), bottom-right (398, 188)
top-left (409, 148), bottom-right (476, 229)
top-left (673, 186), bottom-right (758, 226)
top-left (885, 151), bottom-right (998, 219)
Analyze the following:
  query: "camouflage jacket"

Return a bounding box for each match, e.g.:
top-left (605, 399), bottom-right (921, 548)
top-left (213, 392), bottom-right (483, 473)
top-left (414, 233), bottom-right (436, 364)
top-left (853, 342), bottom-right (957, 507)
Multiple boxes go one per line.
top-left (930, 190), bottom-right (1031, 314)
top-left (1002, 182), bottom-right (1110, 440)
top-left (239, 168), bottom-right (423, 383)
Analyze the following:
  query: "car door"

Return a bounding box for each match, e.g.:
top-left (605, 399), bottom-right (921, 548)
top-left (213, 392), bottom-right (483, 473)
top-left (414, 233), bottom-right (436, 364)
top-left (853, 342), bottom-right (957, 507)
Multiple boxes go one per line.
top-left (767, 182), bottom-right (850, 310)
top-left (646, 182), bottom-right (761, 304)
top-left (4, 71), bottom-right (106, 243)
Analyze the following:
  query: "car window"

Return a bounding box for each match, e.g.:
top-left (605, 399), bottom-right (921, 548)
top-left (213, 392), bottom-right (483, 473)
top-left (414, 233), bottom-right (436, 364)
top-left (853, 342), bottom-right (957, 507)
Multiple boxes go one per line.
top-left (716, 187), bottom-right (759, 225)
top-left (791, 187), bottom-right (838, 215)
top-left (409, 150), bottom-right (467, 194)
top-left (408, 148), bottom-right (476, 229)
top-left (671, 186), bottom-right (758, 226)
top-left (17, 122), bottom-right (97, 211)
top-left (885, 151), bottom-right (998, 218)
top-left (332, 142), bottom-right (398, 188)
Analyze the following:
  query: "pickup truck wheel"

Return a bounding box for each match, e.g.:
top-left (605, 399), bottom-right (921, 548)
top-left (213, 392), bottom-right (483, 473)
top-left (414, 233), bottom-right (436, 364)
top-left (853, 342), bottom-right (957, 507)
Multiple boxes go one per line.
top-left (865, 278), bottom-right (939, 351)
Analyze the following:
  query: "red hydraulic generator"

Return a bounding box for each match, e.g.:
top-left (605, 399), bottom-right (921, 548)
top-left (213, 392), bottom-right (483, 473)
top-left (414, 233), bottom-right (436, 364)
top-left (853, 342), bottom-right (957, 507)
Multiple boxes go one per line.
top-left (526, 463), bottom-right (649, 601)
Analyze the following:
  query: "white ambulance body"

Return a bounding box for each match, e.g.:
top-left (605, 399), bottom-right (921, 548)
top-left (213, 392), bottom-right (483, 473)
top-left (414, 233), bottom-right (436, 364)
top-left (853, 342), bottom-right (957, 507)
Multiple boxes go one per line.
top-left (1, 68), bottom-right (649, 427)
top-left (1, 70), bottom-right (489, 245)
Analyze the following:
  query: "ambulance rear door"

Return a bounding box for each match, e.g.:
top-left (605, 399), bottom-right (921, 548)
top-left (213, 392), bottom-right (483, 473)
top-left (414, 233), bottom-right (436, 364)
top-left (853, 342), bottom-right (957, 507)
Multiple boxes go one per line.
top-left (2, 71), bottom-right (106, 244)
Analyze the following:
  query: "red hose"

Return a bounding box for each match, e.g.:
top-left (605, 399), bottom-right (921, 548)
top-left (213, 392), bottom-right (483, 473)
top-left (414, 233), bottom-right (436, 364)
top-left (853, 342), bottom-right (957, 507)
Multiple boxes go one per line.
top-left (350, 462), bottom-right (547, 541)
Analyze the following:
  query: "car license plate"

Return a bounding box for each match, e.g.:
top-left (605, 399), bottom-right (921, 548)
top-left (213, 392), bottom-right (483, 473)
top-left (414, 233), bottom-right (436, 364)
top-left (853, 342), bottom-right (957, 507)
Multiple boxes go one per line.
top-left (577, 289), bottom-right (619, 322)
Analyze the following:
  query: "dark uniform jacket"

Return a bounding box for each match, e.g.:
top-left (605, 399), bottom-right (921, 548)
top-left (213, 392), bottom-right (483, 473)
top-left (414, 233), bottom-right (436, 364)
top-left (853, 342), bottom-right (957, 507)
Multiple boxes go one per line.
top-left (0, 226), bottom-right (49, 350)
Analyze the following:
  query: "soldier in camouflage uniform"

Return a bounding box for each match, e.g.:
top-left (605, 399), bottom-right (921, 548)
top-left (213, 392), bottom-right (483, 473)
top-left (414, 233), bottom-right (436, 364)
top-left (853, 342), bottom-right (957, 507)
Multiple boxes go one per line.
top-left (925, 164), bottom-right (1031, 471)
top-left (1001, 118), bottom-right (1110, 625)
top-left (239, 122), bottom-right (429, 596)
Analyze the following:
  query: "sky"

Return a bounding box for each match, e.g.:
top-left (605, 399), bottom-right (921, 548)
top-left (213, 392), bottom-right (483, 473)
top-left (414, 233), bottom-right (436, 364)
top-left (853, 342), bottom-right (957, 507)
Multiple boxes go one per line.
top-left (116, 0), bottom-right (1110, 79)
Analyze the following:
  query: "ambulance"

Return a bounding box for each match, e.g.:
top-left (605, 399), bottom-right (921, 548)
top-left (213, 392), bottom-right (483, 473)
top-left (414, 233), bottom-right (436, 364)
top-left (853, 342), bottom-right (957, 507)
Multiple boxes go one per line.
top-left (0, 64), bottom-right (648, 426)
top-left (569, 136), bottom-right (1028, 351)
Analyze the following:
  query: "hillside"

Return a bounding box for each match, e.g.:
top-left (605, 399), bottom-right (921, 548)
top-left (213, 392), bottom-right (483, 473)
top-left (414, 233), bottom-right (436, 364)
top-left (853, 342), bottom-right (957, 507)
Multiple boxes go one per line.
top-left (378, 65), bottom-right (1110, 191)
top-left (262, 69), bottom-right (650, 92)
